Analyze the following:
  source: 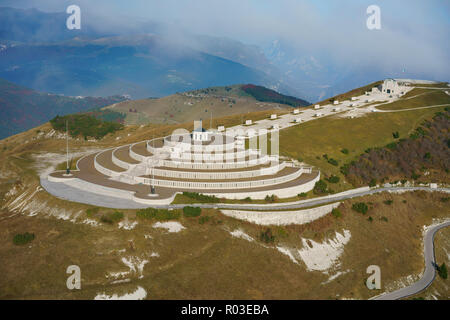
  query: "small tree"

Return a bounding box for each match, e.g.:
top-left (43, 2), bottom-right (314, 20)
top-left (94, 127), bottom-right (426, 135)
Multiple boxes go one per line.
top-left (313, 180), bottom-right (328, 194)
top-left (260, 228), bottom-right (275, 243)
top-left (331, 208), bottom-right (341, 218)
top-left (352, 202), bottom-right (368, 215)
top-left (438, 263), bottom-right (448, 279)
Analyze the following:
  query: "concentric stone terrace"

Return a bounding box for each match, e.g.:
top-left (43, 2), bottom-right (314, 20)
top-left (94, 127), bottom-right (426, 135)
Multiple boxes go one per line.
top-left (48, 130), bottom-right (320, 205)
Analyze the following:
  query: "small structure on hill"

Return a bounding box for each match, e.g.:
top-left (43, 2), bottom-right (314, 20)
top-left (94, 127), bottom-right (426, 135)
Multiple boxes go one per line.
top-left (379, 79), bottom-right (400, 94)
top-left (192, 120), bottom-right (210, 142)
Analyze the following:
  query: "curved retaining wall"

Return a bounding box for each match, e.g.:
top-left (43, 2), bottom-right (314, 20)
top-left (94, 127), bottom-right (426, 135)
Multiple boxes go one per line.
top-left (112, 146), bottom-right (136, 170)
top-left (147, 162), bottom-right (287, 180)
top-left (161, 134), bottom-right (237, 153)
top-left (134, 167), bottom-right (305, 190)
top-left (94, 150), bottom-right (122, 177)
top-left (205, 171), bottom-right (320, 199)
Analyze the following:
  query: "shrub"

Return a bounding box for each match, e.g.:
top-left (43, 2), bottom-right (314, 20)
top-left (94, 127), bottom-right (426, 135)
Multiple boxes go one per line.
top-left (340, 164), bottom-right (350, 176)
top-left (341, 148), bottom-right (349, 155)
top-left (368, 216), bottom-right (373, 222)
top-left (313, 180), bottom-right (328, 194)
top-left (100, 211), bottom-right (124, 224)
top-left (438, 263), bottom-right (447, 279)
top-left (260, 228), bottom-right (275, 243)
top-left (136, 208), bottom-right (180, 221)
top-left (386, 142), bottom-right (397, 150)
top-left (383, 200), bottom-right (393, 205)
top-left (326, 175), bottom-right (340, 183)
top-left (411, 172), bottom-right (421, 180)
top-left (86, 207), bottom-right (99, 217)
top-left (392, 131), bottom-right (400, 139)
top-left (183, 206), bottom-right (202, 217)
top-left (352, 202), bottom-right (368, 214)
top-left (265, 194), bottom-right (277, 203)
top-left (13, 232), bottom-right (35, 245)
top-left (297, 192), bottom-right (307, 197)
top-left (244, 197), bottom-right (252, 202)
top-left (369, 178), bottom-right (377, 187)
top-left (182, 192), bottom-right (219, 203)
top-left (328, 158), bottom-right (339, 166)
top-left (380, 216), bottom-right (388, 222)
top-left (331, 208), bottom-right (341, 218)
top-left (198, 216), bottom-right (210, 225)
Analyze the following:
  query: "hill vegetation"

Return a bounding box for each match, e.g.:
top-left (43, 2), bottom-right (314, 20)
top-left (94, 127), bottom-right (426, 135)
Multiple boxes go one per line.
top-left (341, 108), bottom-right (450, 186)
top-left (102, 84), bottom-right (297, 126)
top-left (50, 114), bottom-right (124, 140)
top-left (241, 84), bottom-right (310, 107)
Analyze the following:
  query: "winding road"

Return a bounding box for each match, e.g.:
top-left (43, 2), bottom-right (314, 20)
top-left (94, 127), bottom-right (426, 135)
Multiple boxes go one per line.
top-left (373, 221), bottom-right (450, 300)
top-left (40, 177), bottom-right (449, 210)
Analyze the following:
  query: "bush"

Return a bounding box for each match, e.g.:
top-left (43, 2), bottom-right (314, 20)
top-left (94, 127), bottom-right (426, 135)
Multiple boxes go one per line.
top-left (369, 178), bottom-right (377, 187)
top-left (297, 192), bottom-right (307, 197)
top-left (392, 131), bottom-right (400, 139)
top-left (136, 208), bottom-right (180, 221)
top-left (380, 216), bottom-right (388, 222)
top-left (383, 200), bottom-right (393, 205)
top-left (100, 211), bottom-right (124, 224)
top-left (198, 216), bottom-right (210, 225)
top-left (368, 216), bottom-right (373, 222)
top-left (182, 192), bottom-right (219, 203)
top-left (260, 228), bottom-right (275, 243)
top-left (183, 206), bottom-right (202, 217)
top-left (341, 148), bottom-right (349, 155)
top-left (352, 202), bottom-right (368, 215)
top-left (386, 142), bottom-right (397, 150)
top-left (328, 158), bottom-right (339, 166)
top-left (313, 180), bottom-right (328, 194)
top-left (438, 263), bottom-right (447, 279)
top-left (13, 232), bottom-right (35, 245)
top-left (411, 172), bottom-right (421, 180)
top-left (264, 194), bottom-right (277, 203)
top-left (86, 207), bottom-right (99, 217)
top-left (331, 208), bottom-right (341, 218)
top-left (326, 175), bottom-right (340, 183)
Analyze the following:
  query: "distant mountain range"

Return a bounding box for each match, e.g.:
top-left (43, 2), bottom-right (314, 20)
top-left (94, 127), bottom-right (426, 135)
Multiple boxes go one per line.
top-left (0, 78), bottom-right (127, 139)
top-left (0, 7), bottom-right (299, 101)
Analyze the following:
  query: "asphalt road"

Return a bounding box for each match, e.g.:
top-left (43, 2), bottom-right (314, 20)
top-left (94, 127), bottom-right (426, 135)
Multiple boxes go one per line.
top-left (372, 221), bottom-right (450, 300)
top-left (41, 177), bottom-right (449, 210)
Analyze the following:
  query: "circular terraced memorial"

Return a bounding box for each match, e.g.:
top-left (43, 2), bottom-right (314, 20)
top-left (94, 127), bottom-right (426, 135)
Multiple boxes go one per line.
top-left (48, 125), bottom-right (320, 205)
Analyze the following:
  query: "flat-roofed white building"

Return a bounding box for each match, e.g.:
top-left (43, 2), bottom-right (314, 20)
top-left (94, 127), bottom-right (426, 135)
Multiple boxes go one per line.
top-left (379, 78), bottom-right (400, 94)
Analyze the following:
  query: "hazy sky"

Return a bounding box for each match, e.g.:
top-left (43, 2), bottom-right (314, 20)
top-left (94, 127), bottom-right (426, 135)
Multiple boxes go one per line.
top-left (2, 0), bottom-right (449, 81)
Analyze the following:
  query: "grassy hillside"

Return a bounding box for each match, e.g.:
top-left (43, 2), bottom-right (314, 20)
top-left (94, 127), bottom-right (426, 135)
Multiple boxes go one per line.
top-left (0, 78), bottom-right (127, 139)
top-left (0, 80), bottom-right (449, 300)
top-left (280, 96), bottom-right (449, 191)
top-left (102, 84), bottom-right (300, 126)
top-left (342, 109), bottom-right (450, 186)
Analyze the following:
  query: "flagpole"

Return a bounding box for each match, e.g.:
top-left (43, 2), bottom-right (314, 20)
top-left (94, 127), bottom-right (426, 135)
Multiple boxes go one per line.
top-left (66, 120), bottom-right (70, 174)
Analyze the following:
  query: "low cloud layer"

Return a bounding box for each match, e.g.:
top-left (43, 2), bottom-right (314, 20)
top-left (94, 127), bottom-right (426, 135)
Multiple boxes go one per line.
top-left (2, 0), bottom-right (449, 81)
